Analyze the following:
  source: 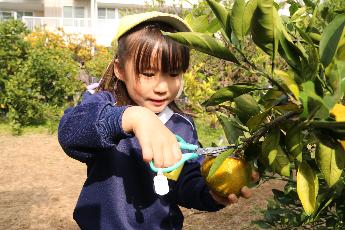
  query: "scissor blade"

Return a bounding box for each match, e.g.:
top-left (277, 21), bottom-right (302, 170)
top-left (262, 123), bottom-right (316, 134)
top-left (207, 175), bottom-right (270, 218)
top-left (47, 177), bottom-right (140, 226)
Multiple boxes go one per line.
top-left (197, 145), bottom-right (236, 156)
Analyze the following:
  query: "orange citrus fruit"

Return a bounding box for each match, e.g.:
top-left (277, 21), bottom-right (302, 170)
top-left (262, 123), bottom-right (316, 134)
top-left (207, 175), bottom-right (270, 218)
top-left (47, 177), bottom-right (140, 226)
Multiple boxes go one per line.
top-left (330, 103), bottom-right (345, 150)
top-left (201, 156), bottom-right (251, 197)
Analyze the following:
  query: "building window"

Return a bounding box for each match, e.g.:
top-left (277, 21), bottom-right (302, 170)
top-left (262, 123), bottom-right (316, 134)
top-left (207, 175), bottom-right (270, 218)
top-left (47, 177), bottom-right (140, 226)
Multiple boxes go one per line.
top-left (107, 9), bottom-right (115, 19)
top-left (0, 11), bottom-right (33, 20)
top-left (17, 11), bottom-right (33, 19)
top-left (63, 6), bottom-right (84, 18)
top-left (63, 6), bottom-right (85, 26)
top-left (74, 7), bottom-right (84, 18)
top-left (98, 8), bottom-right (106, 19)
top-left (0, 11), bottom-right (13, 20)
top-left (63, 6), bottom-right (73, 18)
top-left (98, 8), bottom-right (116, 19)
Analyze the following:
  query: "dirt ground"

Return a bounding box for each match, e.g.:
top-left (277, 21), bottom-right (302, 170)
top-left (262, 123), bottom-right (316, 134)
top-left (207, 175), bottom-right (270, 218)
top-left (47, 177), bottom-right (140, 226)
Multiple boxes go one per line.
top-left (0, 133), bottom-right (284, 230)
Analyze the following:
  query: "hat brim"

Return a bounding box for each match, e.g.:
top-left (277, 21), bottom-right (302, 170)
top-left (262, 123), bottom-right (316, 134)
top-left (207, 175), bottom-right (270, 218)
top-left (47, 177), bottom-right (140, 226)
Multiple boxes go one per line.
top-left (115, 11), bottom-right (191, 41)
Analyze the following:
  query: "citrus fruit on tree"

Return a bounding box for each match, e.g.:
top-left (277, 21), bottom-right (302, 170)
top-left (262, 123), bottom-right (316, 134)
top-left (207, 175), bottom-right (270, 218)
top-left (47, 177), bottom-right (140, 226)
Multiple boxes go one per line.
top-left (330, 103), bottom-right (345, 150)
top-left (201, 156), bottom-right (251, 197)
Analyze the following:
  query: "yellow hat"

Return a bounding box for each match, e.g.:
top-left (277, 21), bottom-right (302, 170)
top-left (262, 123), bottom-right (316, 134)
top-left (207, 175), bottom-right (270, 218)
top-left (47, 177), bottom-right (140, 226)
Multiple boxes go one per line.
top-left (115, 11), bottom-right (192, 41)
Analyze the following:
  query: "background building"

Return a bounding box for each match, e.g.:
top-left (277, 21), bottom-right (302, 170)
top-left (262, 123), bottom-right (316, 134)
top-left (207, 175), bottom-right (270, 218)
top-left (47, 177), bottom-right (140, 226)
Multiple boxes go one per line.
top-left (0, 0), bottom-right (195, 46)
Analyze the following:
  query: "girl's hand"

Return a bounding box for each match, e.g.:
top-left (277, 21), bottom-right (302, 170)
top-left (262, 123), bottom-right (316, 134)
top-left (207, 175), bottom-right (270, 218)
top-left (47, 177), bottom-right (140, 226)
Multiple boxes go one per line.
top-left (122, 106), bottom-right (182, 168)
top-left (210, 187), bottom-right (252, 206)
top-left (210, 170), bottom-right (260, 206)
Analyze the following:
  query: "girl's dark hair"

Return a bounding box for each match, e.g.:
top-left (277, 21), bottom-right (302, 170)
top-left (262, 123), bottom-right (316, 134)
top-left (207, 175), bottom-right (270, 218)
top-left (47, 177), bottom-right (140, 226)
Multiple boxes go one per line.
top-left (97, 21), bottom-right (190, 113)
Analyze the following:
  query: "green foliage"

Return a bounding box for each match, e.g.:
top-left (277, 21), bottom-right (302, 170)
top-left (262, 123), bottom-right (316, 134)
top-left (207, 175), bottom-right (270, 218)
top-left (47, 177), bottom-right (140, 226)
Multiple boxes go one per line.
top-left (183, 63), bottom-right (218, 113)
top-left (0, 20), bottom-right (29, 111)
top-left (253, 182), bottom-right (308, 228)
top-left (195, 117), bottom-right (225, 147)
top-left (1, 21), bottom-right (83, 134)
top-left (165, 0), bottom-right (345, 227)
top-left (319, 0), bottom-right (345, 23)
top-left (5, 33), bottom-right (81, 132)
top-left (203, 84), bottom-right (259, 106)
top-left (85, 46), bottom-right (114, 79)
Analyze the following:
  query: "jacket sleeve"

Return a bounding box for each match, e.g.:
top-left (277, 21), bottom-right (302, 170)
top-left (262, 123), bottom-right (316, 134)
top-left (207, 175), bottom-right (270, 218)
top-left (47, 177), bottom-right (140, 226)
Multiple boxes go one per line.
top-left (58, 91), bottom-right (133, 163)
top-left (173, 117), bottom-right (225, 211)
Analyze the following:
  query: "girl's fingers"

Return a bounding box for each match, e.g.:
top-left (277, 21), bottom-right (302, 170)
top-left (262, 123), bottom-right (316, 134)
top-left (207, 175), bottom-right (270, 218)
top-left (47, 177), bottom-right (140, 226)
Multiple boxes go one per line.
top-left (228, 194), bottom-right (239, 204)
top-left (168, 137), bottom-right (181, 164)
top-left (210, 191), bottom-right (239, 206)
top-left (172, 141), bottom-right (182, 162)
top-left (141, 143), bottom-right (153, 163)
top-left (162, 139), bottom-right (181, 167)
top-left (153, 142), bottom-right (164, 168)
top-left (240, 186), bottom-right (252, 199)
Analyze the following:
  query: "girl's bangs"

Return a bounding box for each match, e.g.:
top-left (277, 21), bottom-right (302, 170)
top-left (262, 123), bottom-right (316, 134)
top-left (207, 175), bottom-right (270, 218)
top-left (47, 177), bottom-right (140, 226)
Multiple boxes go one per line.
top-left (131, 31), bottom-right (189, 75)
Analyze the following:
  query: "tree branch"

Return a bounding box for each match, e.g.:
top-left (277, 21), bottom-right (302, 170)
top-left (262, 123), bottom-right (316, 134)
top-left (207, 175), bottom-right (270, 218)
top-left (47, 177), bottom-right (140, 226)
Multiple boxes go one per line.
top-left (236, 111), bottom-right (300, 154)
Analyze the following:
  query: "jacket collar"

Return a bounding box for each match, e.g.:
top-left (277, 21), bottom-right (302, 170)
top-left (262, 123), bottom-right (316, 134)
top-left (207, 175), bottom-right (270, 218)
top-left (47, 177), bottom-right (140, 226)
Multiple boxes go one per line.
top-left (157, 106), bottom-right (174, 124)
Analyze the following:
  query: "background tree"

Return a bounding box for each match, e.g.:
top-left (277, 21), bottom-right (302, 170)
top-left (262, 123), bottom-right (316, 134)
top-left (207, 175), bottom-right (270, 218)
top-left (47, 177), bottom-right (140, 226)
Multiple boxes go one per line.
top-left (0, 20), bottom-right (29, 115)
top-left (84, 45), bottom-right (114, 80)
top-left (1, 23), bottom-right (83, 134)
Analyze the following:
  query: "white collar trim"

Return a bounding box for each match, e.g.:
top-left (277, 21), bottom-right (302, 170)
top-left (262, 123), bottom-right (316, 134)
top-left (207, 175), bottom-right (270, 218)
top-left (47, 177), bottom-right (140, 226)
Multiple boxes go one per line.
top-left (158, 106), bottom-right (174, 124)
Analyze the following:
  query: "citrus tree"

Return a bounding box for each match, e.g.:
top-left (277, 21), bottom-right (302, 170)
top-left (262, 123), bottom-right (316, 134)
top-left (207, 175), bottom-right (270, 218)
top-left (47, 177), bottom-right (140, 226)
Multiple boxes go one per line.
top-left (164, 0), bottom-right (345, 227)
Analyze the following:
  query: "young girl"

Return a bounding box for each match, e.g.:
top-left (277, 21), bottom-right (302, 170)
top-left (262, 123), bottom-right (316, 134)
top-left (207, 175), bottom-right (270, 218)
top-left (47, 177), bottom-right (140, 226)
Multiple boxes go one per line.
top-left (58, 11), bottom-right (252, 230)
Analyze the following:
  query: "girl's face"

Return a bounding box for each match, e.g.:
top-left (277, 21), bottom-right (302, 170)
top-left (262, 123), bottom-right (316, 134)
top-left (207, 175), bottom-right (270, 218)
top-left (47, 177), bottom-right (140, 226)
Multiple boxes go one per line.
top-left (115, 57), bottom-right (182, 113)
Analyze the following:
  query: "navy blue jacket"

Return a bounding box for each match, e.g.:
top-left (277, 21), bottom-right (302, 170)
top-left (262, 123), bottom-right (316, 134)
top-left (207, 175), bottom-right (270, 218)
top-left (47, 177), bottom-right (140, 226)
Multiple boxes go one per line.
top-left (58, 91), bottom-right (223, 230)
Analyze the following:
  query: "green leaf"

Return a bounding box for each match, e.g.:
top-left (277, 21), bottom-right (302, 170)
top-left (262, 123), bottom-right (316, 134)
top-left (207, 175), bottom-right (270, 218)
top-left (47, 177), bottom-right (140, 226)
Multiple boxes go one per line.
top-left (324, 60), bottom-right (345, 109)
top-left (251, 0), bottom-right (280, 60)
top-left (273, 69), bottom-right (300, 100)
top-left (337, 39), bottom-right (345, 60)
top-left (297, 161), bottom-right (319, 215)
top-left (273, 102), bottom-right (300, 114)
top-left (163, 31), bottom-right (239, 64)
top-left (302, 0), bottom-right (315, 8)
top-left (300, 40), bottom-right (319, 82)
top-left (288, 1), bottom-right (300, 16)
top-left (300, 81), bottom-right (329, 119)
top-left (308, 32), bottom-right (321, 44)
top-left (233, 94), bottom-right (261, 123)
top-left (270, 145), bottom-right (290, 177)
top-left (184, 14), bottom-right (221, 35)
top-left (184, 14), bottom-right (210, 33)
top-left (203, 84), bottom-right (258, 106)
top-left (246, 108), bottom-right (271, 131)
top-left (206, 17), bottom-right (222, 34)
top-left (260, 89), bottom-right (286, 108)
top-left (261, 129), bottom-right (290, 176)
top-left (310, 121), bottom-right (345, 129)
top-left (206, 0), bottom-right (232, 39)
top-left (251, 0), bottom-right (306, 70)
top-left (316, 143), bottom-right (345, 187)
top-left (292, 23), bottom-right (318, 47)
top-left (290, 6), bottom-right (307, 22)
top-left (319, 14), bottom-right (345, 67)
top-left (285, 125), bottom-right (303, 162)
top-left (207, 149), bottom-right (234, 178)
top-left (218, 114), bottom-right (244, 145)
top-left (278, 30), bottom-right (306, 71)
top-left (231, 0), bottom-right (257, 42)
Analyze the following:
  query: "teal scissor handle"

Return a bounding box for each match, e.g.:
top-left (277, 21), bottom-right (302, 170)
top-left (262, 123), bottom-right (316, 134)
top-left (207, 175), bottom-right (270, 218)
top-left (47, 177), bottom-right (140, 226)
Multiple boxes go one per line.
top-left (149, 135), bottom-right (200, 173)
top-left (150, 152), bottom-right (198, 173)
top-left (175, 134), bottom-right (199, 151)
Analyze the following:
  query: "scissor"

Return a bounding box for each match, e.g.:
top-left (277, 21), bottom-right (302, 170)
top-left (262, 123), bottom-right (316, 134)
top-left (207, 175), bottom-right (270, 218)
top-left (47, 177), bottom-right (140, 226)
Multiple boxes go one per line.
top-left (149, 135), bottom-right (237, 173)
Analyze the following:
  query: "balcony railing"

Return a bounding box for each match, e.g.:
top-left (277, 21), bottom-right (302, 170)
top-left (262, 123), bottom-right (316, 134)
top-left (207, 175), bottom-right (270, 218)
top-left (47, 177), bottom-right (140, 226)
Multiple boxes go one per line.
top-left (22, 16), bottom-right (119, 46)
